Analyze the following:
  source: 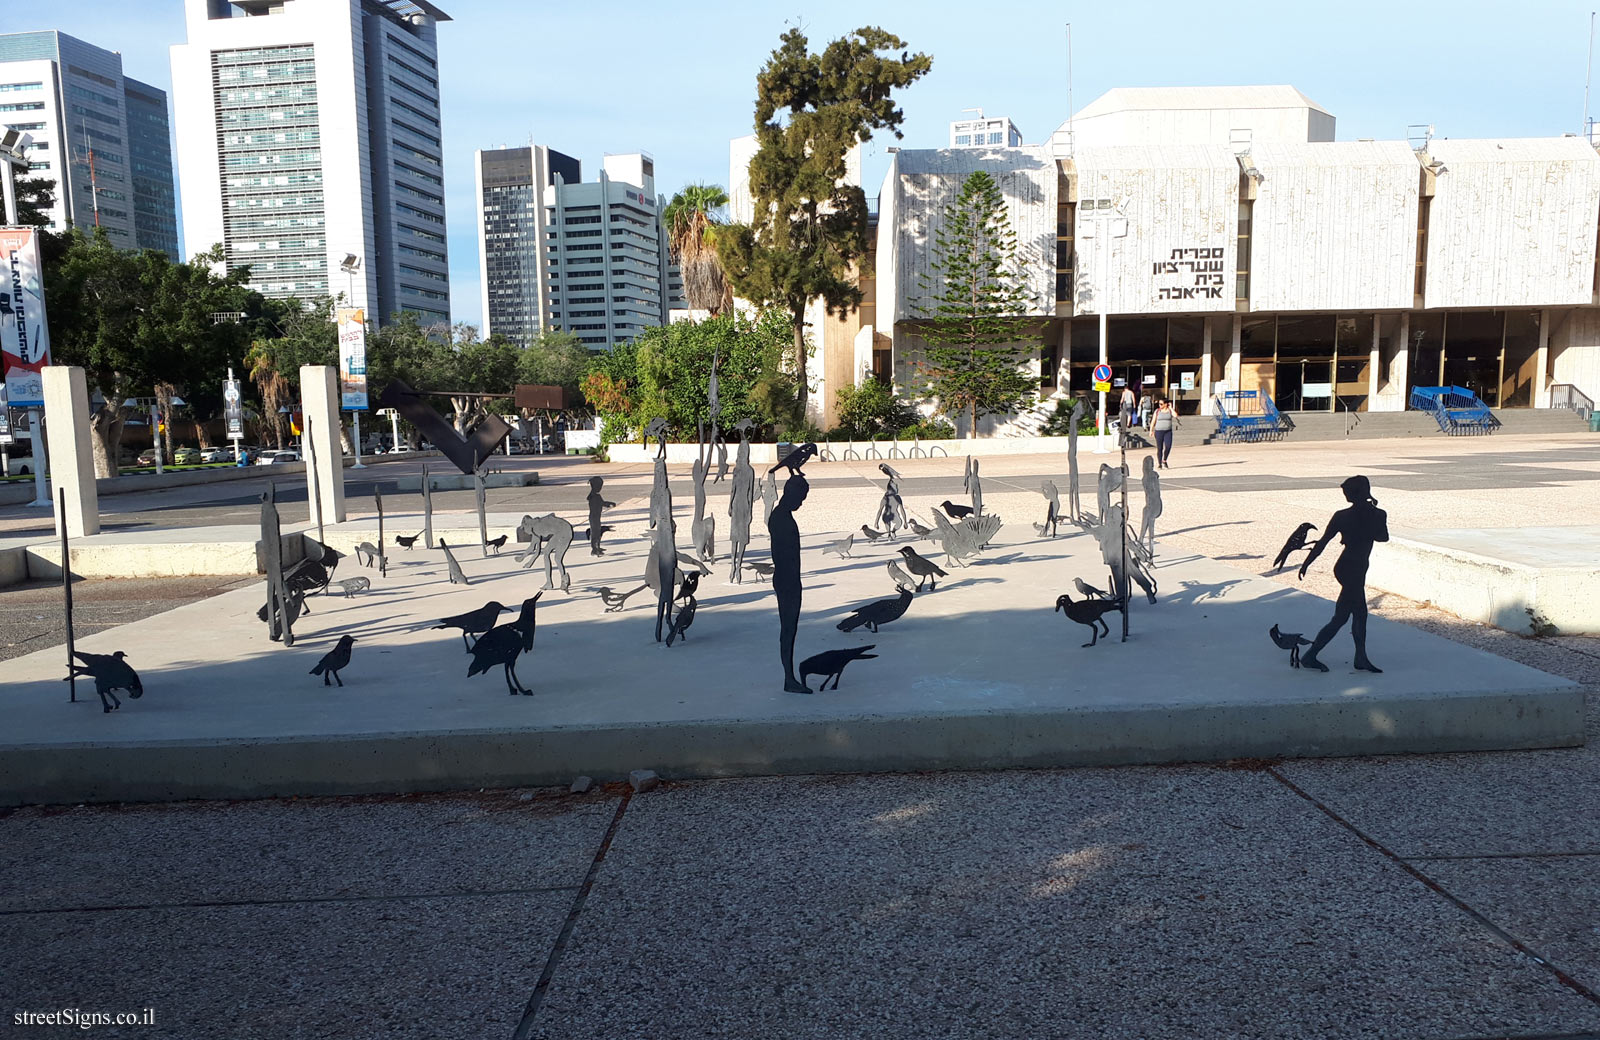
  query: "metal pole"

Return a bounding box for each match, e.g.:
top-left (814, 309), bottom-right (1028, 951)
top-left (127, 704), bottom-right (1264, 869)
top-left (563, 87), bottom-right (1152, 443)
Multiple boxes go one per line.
top-left (0, 155), bottom-right (18, 225)
top-left (1119, 443), bottom-right (1129, 643)
top-left (351, 410), bottom-right (365, 468)
top-left (152, 398), bottom-right (164, 475)
top-left (388, 408), bottom-right (400, 450)
top-left (61, 488), bottom-right (75, 702)
top-left (375, 485), bottom-right (386, 578)
top-left (1586, 11), bottom-right (1596, 140)
top-left (305, 414), bottom-right (323, 546)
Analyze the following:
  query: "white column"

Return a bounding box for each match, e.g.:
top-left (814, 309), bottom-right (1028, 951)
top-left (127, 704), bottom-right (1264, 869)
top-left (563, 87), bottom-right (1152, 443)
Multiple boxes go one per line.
top-left (299, 365), bottom-right (346, 526)
top-left (42, 366), bottom-right (99, 538)
top-left (1534, 308), bottom-right (1551, 408)
top-left (1199, 316), bottom-right (1215, 415)
top-left (1367, 312), bottom-right (1381, 406)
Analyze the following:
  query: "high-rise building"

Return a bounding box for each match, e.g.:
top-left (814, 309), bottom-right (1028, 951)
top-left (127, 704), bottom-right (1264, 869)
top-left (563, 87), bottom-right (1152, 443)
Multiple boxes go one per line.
top-left (0, 30), bottom-right (179, 254)
top-left (475, 147), bottom-right (676, 347)
top-left (171, 0), bottom-right (452, 325)
top-left (949, 113), bottom-right (1022, 149)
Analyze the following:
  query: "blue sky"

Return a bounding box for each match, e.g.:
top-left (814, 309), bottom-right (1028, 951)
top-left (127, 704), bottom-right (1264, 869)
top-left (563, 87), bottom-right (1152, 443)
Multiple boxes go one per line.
top-left (5, 1), bottom-right (1595, 330)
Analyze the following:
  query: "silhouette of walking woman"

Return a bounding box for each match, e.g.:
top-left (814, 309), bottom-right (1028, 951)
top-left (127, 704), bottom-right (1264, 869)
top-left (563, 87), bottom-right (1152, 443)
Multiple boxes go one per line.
top-left (768, 473), bottom-right (810, 693)
top-left (1298, 475), bottom-right (1388, 673)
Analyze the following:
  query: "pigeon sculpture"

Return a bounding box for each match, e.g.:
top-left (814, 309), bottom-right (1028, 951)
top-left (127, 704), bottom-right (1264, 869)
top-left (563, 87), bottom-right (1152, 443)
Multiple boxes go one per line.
top-left (310, 635), bottom-right (356, 686)
top-left (837, 588), bottom-right (912, 634)
top-left (797, 645), bottom-right (878, 691)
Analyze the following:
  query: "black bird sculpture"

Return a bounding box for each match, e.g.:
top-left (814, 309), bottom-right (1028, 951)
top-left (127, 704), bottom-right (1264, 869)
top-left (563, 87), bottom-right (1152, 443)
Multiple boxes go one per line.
top-left (432, 600), bottom-right (508, 650)
top-left (940, 500), bottom-right (974, 520)
top-left (467, 594), bottom-right (542, 695)
top-left (1074, 576), bottom-right (1112, 601)
top-left (396, 532), bottom-right (420, 550)
top-left (896, 546), bottom-right (947, 591)
top-left (768, 442), bottom-right (818, 477)
top-left (485, 533), bottom-right (508, 555)
top-left (860, 525), bottom-right (884, 541)
top-left (439, 538), bottom-right (469, 585)
top-left (1273, 523), bottom-right (1318, 572)
top-left (675, 571), bottom-right (701, 603)
top-left (1055, 593), bottom-right (1123, 648)
top-left (595, 584), bottom-right (648, 612)
top-left (837, 587), bottom-right (913, 634)
top-left (67, 650), bottom-right (143, 713)
top-left (1270, 624), bottom-right (1312, 668)
top-left (798, 645), bottom-right (878, 691)
top-left (666, 593), bottom-right (697, 647)
top-left (310, 634), bottom-right (356, 686)
top-left (749, 560), bottom-right (775, 582)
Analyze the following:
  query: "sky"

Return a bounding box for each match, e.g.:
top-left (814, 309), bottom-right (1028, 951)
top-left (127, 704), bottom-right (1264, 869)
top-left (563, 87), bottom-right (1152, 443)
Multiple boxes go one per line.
top-left (4, 0), bottom-right (1597, 331)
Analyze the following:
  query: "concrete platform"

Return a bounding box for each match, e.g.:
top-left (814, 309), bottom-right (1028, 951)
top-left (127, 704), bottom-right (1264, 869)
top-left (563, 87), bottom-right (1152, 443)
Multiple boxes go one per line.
top-left (0, 505), bottom-right (1581, 805)
top-left (391, 470), bottom-right (539, 491)
top-left (1370, 525), bottom-right (1600, 636)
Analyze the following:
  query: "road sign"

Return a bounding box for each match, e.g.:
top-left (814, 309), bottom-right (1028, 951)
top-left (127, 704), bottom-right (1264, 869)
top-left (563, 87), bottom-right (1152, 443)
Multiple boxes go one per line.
top-left (1093, 381), bottom-right (1111, 393)
top-left (1092, 363), bottom-right (1111, 383)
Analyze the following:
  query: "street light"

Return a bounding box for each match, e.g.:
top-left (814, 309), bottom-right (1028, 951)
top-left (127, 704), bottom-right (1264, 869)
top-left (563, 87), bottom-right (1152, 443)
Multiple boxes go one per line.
top-left (338, 253), bottom-right (366, 468)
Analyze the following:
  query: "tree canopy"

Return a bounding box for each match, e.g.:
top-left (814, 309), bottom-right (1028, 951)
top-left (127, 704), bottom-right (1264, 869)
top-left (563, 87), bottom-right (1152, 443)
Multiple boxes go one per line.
top-left (663, 184), bottom-right (732, 315)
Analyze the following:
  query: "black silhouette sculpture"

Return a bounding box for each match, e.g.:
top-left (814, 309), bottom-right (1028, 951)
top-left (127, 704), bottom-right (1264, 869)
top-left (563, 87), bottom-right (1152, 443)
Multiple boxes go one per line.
top-left (336, 577), bottom-right (370, 597)
top-left (1273, 522), bottom-right (1317, 572)
top-left (860, 525), bottom-right (885, 541)
top-left (1270, 624), bottom-right (1311, 668)
top-left (798, 645), bottom-right (877, 691)
top-left (837, 587), bottom-right (912, 633)
top-left (310, 635), bottom-right (356, 686)
top-left (67, 650), bottom-right (143, 713)
top-left (1139, 455), bottom-right (1163, 553)
top-left (1093, 504), bottom-right (1156, 606)
top-left (434, 600), bottom-right (507, 650)
top-left (595, 584), bottom-right (648, 612)
top-left (1096, 463), bottom-right (1124, 526)
top-left (486, 533), bottom-right (507, 555)
top-left (515, 514), bottom-right (574, 591)
top-left (749, 560), bottom-right (775, 582)
top-left (876, 463), bottom-right (908, 540)
top-left (1055, 593), bottom-right (1123, 647)
top-left (587, 476), bottom-right (615, 556)
top-left (439, 538), bottom-right (470, 585)
top-left (887, 559), bottom-right (916, 591)
top-left (715, 439), bottom-right (729, 483)
top-left (1297, 475), bottom-right (1388, 673)
top-left (467, 594), bottom-right (542, 695)
top-left (728, 421), bottom-right (757, 582)
top-left (396, 532), bottom-right (420, 550)
top-left (378, 379), bottom-right (511, 475)
top-left (967, 457), bottom-right (984, 516)
top-left (1036, 480), bottom-right (1061, 537)
top-left (940, 499), bottom-right (974, 521)
top-left (1074, 576), bottom-right (1111, 601)
top-left (666, 593), bottom-right (697, 647)
top-left (896, 546), bottom-right (947, 591)
top-left (644, 418), bottom-right (678, 642)
top-left (675, 571), bottom-right (701, 603)
top-left (822, 532), bottom-right (855, 559)
top-left (769, 472), bottom-right (810, 693)
top-left (691, 453), bottom-right (716, 564)
top-left (259, 483), bottom-right (296, 645)
top-left (1067, 398), bottom-right (1084, 519)
top-left (761, 471), bottom-right (778, 526)
top-left (355, 542), bottom-right (380, 567)
top-left (769, 442), bottom-right (818, 477)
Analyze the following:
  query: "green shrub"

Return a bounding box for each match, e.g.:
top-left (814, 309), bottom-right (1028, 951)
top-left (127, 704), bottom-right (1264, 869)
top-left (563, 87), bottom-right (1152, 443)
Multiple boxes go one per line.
top-left (1039, 398), bottom-right (1098, 437)
top-left (834, 377), bottom-right (916, 438)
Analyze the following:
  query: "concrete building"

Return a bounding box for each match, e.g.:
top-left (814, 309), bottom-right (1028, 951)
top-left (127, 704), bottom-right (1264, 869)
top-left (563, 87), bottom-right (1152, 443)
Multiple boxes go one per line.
top-left (476, 147), bottom-right (675, 347)
top-left (171, 0), bottom-right (452, 325)
top-left (951, 113), bottom-right (1022, 149)
top-left (0, 30), bottom-right (179, 254)
top-left (870, 85), bottom-right (1600, 434)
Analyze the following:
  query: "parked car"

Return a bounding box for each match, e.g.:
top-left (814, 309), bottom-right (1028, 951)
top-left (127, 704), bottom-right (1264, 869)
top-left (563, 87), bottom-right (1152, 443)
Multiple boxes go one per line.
top-left (269, 450), bottom-right (301, 464)
top-left (200, 446), bottom-right (232, 464)
top-left (387, 444), bottom-right (412, 454)
top-left (172, 447), bottom-right (202, 466)
top-left (136, 449), bottom-right (159, 466)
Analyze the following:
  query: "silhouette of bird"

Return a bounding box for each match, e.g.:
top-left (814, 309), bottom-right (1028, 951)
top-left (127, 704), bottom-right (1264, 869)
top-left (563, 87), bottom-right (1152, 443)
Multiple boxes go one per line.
top-left (310, 634), bottom-right (356, 686)
top-left (822, 532), bottom-right (855, 559)
top-left (1055, 593), bottom-right (1123, 647)
top-left (887, 559), bottom-right (916, 591)
top-left (749, 560), bottom-right (775, 582)
top-left (676, 551), bottom-right (711, 575)
top-left (594, 584), bottom-right (648, 612)
top-left (395, 532), bottom-right (420, 550)
top-left (355, 541), bottom-right (381, 567)
top-left (768, 442), bottom-right (818, 477)
top-left (837, 587), bottom-right (913, 634)
top-left (896, 546), bottom-right (947, 591)
top-left (860, 525), bottom-right (884, 541)
top-left (1273, 523), bottom-right (1318, 572)
top-left (309, 541), bottom-right (345, 574)
top-left (675, 571), bottom-right (700, 603)
top-left (1270, 624), bottom-right (1312, 668)
top-left (931, 510), bottom-right (1002, 566)
top-left (432, 600), bottom-right (508, 651)
top-left (666, 594), bottom-right (697, 647)
top-left (940, 500), bottom-right (974, 520)
top-left (67, 650), bottom-right (143, 713)
top-left (907, 516), bottom-right (934, 540)
top-left (798, 645), bottom-right (878, 691)
top-left (467, 594), bottom-right (542, 695)
top-left (485, 533), bottom-right (508, 555)
top-left (439, 538), bottom-right (469, 585)
top-left (336, 577), bottom-right (370, 597)
top-left (1074, 577), bottom-right (1112, 601)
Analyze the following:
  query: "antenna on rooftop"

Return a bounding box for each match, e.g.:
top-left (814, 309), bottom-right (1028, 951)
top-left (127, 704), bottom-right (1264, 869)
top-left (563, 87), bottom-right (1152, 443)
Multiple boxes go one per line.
top-left (1586, 11), bottom-right (1596, 143)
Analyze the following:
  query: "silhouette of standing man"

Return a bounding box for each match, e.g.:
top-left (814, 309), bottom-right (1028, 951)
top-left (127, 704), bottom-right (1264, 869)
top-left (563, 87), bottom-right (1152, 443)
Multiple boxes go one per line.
top-left (769, 473), bottom-right (810, 692)
top-left (1298, 474), bottom-right (1388, 673)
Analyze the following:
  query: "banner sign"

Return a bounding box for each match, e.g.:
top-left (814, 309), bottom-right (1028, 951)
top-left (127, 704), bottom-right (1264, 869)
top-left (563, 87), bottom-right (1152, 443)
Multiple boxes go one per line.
top-left (0, 378), bottom-right (11, 444)
top-left (0, 228), bottom-right (52, 408)
top-left (223, 377), bottom-right (244, 438)
top-left (337, 307), bottom-right (368, 411)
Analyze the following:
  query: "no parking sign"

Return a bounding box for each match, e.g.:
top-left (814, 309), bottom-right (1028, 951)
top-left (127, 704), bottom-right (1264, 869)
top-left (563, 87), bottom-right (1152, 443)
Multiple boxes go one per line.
top-left (1092, 363), bottom-right (1112, 393)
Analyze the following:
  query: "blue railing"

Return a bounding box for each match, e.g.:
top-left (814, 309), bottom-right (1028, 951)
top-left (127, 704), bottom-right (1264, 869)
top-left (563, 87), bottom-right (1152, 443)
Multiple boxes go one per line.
top-left (1408, 386), bottom-right (1502, 435)
top-left (1211, 390), bottom-right (1295, 442)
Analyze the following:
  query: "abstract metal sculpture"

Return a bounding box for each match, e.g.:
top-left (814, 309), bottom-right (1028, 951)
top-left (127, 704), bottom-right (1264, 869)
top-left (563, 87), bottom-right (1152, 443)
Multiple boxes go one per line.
top-left (439, 538), bottom-right (470, 585)
top-left (433, 600), bottom-right (508, 650)
top-left (1138, 455), bottom-right (1162, 553)
top-left (421, 463), bottom-right (434, 550)
top-left (374, 487), bottom-right (388, 577)
top-left (595, 584), bottom-right (648, 612)
top-left (1093, 503), bottom-right (1157, 608)
top-left (691, 452), bottom-right (716, 564)
top-left (666, 593), bottom-right (697, 647)
top-left (761, 470), bottom-right (778, 526)
top-left (1297, 475), bottom-right (1388, 673)
top-left (1036, 480), bottom-right (1062, 538)
top-left (467, 593), bottom-right (542, 694)
top-left (647, 418), bottom-right (677, 642)
top-left (875, 463), bottom-right (908, 540)
top-left (1096, 463), bottom-right (1124, 527)
top-left (931, 510), bottom-right (1003, 567)
top-left (67, 650), bottom-right (143, 713)
top-left (259, 482), bottom-right (296, 646)
top-left (515, 514), bottom-right (574, 591)
top-left (769, 472), bottom-right (810, 692)
top-left (378, 379), bottom-right (511, 475)
top-left (310, 634), bottom-right (356, 686)
top-left (895, 545), bottom-right (947, 591)
top-left (798, 645), bottom-right (877, 691)
top-left (587, 476), bottom-right (615, 556)
top-left (336, 577), bottom-right (371, 597)
top-left (837, 587), bottom-right (912, 633)
top-left (1273, 523), bottom-right (1317, 572)
top-left (1055, 593), bottom-right (1122, 647)
top-left (967, 456), bottom-right (984, 517)
top-left (1270, 624), bottom-right (1311, 668)
top-left (727, 420), bottom-right (757, 582)
top-left (1067, 398), bottom-right (1084, 520)
top-left (769, 442), bottom-right (818, 477)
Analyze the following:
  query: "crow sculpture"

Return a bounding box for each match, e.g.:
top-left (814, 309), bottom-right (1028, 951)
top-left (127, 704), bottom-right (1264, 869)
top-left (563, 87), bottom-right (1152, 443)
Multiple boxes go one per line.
top-left (485, 533), bottom-right (508, 555)
top-left (798, 645), bottom-right (878, 691)
top-left (837, 588), bottom-right (912, 634)
top-left (67, 650), bottom-right (143, 713)
top-left (1055, 593), bottom-right (1123, 648)
top-left (467, 594), bottom-right (542, 695)
top-left (1273, 523), bottom-right (1318, 572)
top-left (665, 594), bottom-right (697, 647)
top-left (768, 442), bottom-right (818, 477)
top-left (940, 500), bottom-right (974, 520)
top-left (432, 600), bottom-right (508, 650)
top-left (594, 584), bottom-right (648, 612)
top-left (395, 532), bottom-right (420, 550)
top-left (1074, 576), bottom-right (1112, 601)
top-left (1270, 624), bottom-right (1312, 668)
top-left (896, 546), bottom-right (947, 591)
top-left (310, 635), bottom-right (356, 686)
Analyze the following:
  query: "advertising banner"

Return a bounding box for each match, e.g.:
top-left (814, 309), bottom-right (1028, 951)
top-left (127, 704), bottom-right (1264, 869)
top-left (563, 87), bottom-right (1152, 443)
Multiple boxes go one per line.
top-left (337, 307), bottom-right (368, 411)
top-left (223, 377), bottom-right (244, 438)
top-left (0, 228), bottom-right (51, 408)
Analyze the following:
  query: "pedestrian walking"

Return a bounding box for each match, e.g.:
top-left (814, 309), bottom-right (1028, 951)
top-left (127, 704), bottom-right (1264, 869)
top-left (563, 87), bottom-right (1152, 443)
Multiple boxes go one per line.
top-left (1139, 392), bottom-right (1153, 429)
top-left (1152, 397), bottom-right (1175, 468)
top-left (1118, 386), bottom-right (1135, 445)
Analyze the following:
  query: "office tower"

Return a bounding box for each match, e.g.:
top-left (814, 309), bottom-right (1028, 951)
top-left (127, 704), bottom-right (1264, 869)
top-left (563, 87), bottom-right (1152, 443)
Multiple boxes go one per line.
top-left (0, 30), bottom-right (179, 254)
top-left (949, 113), bottom-right (1022, 149)
top-left (476, 144), bottom-right (580, 344)
top-left (171, 0), bottom-right (451, 324)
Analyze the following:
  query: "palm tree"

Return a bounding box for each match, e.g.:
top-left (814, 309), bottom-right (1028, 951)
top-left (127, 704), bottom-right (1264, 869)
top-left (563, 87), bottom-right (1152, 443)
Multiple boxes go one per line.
top-left (663, 184), bottom-right (733, 316)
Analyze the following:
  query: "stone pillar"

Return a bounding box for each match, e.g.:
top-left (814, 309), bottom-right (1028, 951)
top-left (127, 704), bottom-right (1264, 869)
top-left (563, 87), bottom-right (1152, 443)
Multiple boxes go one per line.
top-left (1368, 312), bottom-right (1381, 406)
top-left (1533, 308), bottom-right (1551, 408)
top-left (299, 365), bottom-right (345, 527)
top-left (1199, 316), bottom-right (1215, 415)
top-left (42, 366), bottom-right (99, 538)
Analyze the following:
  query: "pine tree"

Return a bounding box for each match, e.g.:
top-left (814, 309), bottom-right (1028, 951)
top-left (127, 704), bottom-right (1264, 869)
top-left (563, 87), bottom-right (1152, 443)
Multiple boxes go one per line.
top-left (912, 170), bottom-right (1040, 437)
